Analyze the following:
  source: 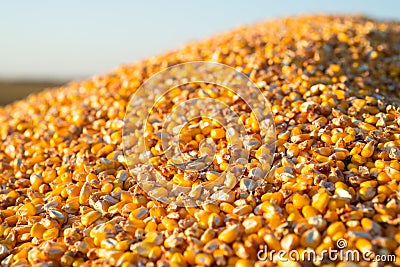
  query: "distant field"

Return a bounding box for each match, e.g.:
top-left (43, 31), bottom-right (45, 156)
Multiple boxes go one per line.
top-left (0, 80), bottom-right (66, 106)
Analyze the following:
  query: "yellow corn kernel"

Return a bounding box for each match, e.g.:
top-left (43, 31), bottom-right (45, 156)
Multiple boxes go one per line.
top-left (145, 221), bottom-right (157, 233)
top-left (327, 221), bottom-right (346, 236)
top-left (149, 206), bottom-right (166, 218)
top-left (300, 229), bottom-right (321, 249)
top-left (377, 185), bottom-right (393, 196)
top-left (30, 174), bottom-right (43, 191)
top-left (220, 202), bottom-right (235, 214)
top-left (195, 253), bottom-right (214, 266)
top-left (312, 191), bottom-right (330, 213)
top-left (355, 238), bottom-right (373, 255)
top-left (200, 229), bottom-right (215, 244)
top-left (386, 166), bottom-right (400, 181)
top-left (129, 207), bottom-right (148, 220)
top-left (242, 216), bottom-right (262, 235)
top-left (218, 225), bottom-right (240, 243)
top-left (390, 160), bottom-right (400, 170)
top-left (358, 122), bottom-right (376, 131)
top-left (210, 128), bottom-right (226, 139)
top-left (334, 151), bottom-right (347, 161)
top-left (280, 234), bottom-right (300, 251)
top-left (205, 171), bottom-right (220, 182)
top-left (286, 143), bottom-right (299, 157)
top-left (161, 218), bottom-right (178, 231)
top-left (351, 154), bottom-right (367, 165)
top-left (194, 210), bottom-right (211, 229)
top-left (219, 162), bottom-right (229, 171)
top-left (81, 211), bottom-right (102, 226)
top-left (131, 242), bottom-right (152, 257)
top-left (202, 203), bottom-right (220, 213)
top-left (120, 191), bottom-right (133, 203)
top-left (183, 249), bottom-right (196, 265)
top-left (290, 126), bottom-right (302, 136)
top-left (148, 187), bottom-right (169, 199)
top-left (316, 147), bottom-right (332, 156)
top-left (115, 240), bottom-right (130, 251)
top-left (30, 223), bottom-right (46, 239)
top-left (320, 134), bottom-right (332, 145)
top-left (18, 203), bottom-right (37, 216)
top-left (350, 147), bottom-right (362, 155)
top-left (263, 233), bottom-right (281, 251)
top-left (148, 246), bottom-right (162, 261)
top-left (171, 252), bottom-right (187, 267)
top-left (292, 194), bottom-right (310, 209)
top-left (316, 154), bottom-right (330, 163)
top-left (101, 182), bottom-right (113, 193)
top-left (43, 228), bottom-right (59, 240)
top-left (79, 181), bottom-right (91, 205)
top-left (361, 142), bottom-right (375, 158)
top-left (235, 259), bottom-right (254, 267)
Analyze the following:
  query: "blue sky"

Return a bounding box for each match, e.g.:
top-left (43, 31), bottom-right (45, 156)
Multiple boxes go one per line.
top-left (0, 0), bottom-right (399, 80)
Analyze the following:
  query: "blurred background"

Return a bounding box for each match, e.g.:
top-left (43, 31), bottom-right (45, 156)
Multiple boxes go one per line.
top-left (1, 0), bottom-right (399, 105)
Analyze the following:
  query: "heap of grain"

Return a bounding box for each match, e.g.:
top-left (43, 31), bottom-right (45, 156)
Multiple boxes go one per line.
top-left (0, 15), bottom-right (400, 267)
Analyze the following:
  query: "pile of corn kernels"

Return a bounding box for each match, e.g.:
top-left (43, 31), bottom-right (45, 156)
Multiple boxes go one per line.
top-left (1, 15), bottom-right (400, 267)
